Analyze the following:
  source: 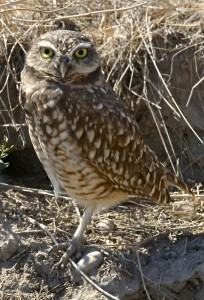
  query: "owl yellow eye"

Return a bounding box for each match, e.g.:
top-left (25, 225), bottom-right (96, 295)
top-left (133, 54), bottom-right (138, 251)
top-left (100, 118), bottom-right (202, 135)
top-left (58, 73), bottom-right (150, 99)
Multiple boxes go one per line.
top-left (74, 48), bottom-right (88, 59)
top-left (40, 47), bottom-right (54, 59)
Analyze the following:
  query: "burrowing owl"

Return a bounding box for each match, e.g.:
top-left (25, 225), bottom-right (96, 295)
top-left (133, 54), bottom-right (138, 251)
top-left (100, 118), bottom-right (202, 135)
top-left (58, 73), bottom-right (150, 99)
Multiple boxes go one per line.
top-left (21, 30), bottom-right (193, 259)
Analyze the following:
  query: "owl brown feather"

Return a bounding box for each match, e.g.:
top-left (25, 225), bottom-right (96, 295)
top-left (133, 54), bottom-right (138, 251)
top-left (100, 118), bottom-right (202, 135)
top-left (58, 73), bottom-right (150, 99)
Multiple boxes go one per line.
top-left (21, 30), bottom-right (194, 260)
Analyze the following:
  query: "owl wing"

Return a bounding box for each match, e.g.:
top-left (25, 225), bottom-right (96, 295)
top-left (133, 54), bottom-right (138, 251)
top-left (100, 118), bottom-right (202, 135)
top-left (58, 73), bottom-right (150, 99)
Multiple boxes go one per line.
top-left (62, 84), bottom-right (193, 203)
top-left (60, 84), bottom-right (166, 200)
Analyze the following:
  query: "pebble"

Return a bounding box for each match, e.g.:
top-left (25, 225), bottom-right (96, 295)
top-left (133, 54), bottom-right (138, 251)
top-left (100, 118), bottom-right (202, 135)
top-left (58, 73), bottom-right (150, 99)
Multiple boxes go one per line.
top-left (71, 249), bottom-right (104, 284)
top-left (97, 219), bottom-right (116, 232)
top-left (0, 234), bottom-right (21, 261)
top-left (77, 249), bottom-right (104, 274)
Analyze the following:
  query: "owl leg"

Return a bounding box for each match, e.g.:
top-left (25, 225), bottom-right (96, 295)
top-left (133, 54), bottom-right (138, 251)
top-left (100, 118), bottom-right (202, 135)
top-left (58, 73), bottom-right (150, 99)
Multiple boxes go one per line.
top-left (51, 204), bottom-right (96, 264)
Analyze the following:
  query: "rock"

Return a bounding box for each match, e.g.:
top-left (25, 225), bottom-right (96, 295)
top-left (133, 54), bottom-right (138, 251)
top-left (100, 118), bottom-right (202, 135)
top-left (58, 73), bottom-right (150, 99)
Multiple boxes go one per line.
top-left (71, 249), bottom-right (103, 284)
top-left (172, 200), bottom-right (194, 213)
top-left (97, 219), bottom-right (116, 232)
top-left (0, 214), bottom-right (22, 261)
top-left (77, 249), bottom-right (104, 274)
top-left (0, 236), bottom-right (21, 261)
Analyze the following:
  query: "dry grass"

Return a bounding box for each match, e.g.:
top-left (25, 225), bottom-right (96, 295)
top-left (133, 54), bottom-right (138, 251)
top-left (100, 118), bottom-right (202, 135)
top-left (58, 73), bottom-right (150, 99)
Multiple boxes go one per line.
top-left (0, 0), bottom-right (204, 181)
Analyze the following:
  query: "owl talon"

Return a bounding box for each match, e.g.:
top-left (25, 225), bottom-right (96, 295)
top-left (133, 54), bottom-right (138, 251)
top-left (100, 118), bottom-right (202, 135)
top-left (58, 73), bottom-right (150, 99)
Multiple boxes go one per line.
top-left (51, 241), bottom-right (72, 253)
top-left (49, 238), bottom-right (84, 266)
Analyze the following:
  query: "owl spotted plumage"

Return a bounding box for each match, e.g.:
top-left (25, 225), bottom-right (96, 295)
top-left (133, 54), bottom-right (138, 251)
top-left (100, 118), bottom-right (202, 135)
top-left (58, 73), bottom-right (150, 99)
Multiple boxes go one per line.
top-left (21, 30), bottom-right (193, 260)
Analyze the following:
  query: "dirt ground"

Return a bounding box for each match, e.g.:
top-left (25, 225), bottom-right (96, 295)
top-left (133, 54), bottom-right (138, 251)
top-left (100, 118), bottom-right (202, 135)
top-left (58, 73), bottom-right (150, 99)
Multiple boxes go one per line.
top-left (0, 173), bottom-right (204, 300)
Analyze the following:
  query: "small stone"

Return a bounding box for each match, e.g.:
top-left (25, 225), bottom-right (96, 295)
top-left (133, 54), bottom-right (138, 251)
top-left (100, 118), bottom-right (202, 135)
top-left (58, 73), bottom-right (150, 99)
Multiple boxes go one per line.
top-left (0, 234), bottom-right (21, 261)
top-left (172, 200), bottom-right (194, 213)
top-left (0, 214), bottom-right (22, 261)
top-left (77, 249), bottom-right (103, 274)
top-left (97, 219), bottom-right (116, 232)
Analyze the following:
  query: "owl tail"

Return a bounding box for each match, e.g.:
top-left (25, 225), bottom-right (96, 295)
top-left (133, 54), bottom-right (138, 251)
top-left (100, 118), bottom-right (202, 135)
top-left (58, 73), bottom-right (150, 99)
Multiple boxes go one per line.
top-left (151, 170), bottom-right (194, 204)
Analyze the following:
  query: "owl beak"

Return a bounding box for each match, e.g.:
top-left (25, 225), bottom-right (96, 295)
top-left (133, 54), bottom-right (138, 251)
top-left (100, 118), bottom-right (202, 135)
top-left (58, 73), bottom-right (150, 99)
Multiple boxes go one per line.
top-left (60, 63), bottom-right (68, 79)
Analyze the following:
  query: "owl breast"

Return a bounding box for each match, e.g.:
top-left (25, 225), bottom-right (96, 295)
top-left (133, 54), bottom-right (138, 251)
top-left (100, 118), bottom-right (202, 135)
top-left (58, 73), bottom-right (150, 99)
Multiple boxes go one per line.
top-left (25, 86), bottom-right (127, 207)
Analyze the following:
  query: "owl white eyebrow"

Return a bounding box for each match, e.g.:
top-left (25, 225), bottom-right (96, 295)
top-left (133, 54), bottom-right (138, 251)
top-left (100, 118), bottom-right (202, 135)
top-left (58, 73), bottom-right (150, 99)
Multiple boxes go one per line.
top-left (73, 42), bottom-right (92, 51)
top-left (37, 40), bottom-right (57, 51)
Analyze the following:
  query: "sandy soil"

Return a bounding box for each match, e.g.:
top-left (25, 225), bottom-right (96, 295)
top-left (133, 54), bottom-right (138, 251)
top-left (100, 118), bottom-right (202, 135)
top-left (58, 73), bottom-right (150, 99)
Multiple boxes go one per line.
top-left (0, 180), bottom-right (203, 300)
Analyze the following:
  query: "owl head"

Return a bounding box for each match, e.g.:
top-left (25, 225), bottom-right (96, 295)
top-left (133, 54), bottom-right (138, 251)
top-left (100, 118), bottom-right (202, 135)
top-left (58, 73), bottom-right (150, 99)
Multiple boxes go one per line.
top-left (25, 30), bottom-right (101, 85)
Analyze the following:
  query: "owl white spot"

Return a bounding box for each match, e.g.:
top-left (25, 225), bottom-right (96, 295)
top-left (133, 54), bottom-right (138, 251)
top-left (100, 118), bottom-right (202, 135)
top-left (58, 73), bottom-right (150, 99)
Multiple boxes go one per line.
top-left (123, 180), bottom-right (128, 186)
top-left (111, 161), bottom-right (117, 172)
top-left (97, 156), bottom-right (103, 163)
top-left (59, 131), bottom-right (68, 141)
top-left (136, 138), bottom-right (141, 145)
top-left (108, 133), bottom-right (113, 144)
top-left (120, 151), bottom-right (126, 162)
top-left (37, 127), bottom-right (43, 136)
top-left (52, 110), bottom-right (58, 119)
top-left (46, 125), bottom-right (52, 135)
top-left (58, 121), bottom-right (67, 131)
top-left (74, 116), bottom-right (79, 124)
top-left (94, 138), bottom-right (101, 149)
top-left (47, 100), bottom-right (55, 108)
top-left (152, 171), bottom-right (156, 184)
top-left (42, 135), bottom-right (48, 142)
top-left (100, 87), bottom-right (106, 94)
top-left (88, 88), bottom-right (94, 93)
top-left (124, 135), bottom-right (131, 147)
top-left (58, 113), bottom-right (64, 122)
top-left (118, 166), bottom-right (123, 175)
top-left (89, 148), bottom-right (96, 159)
top-left (118, 128), bottom-right (124, 135)
top-left (138, 179), bottom-right (142, 186)
top-left (138, 148), bottom-right (143, 160)
top-left (71, 124), bottom-right (77, 131)
top-left (97, 103), bottom-right (103, 110)
top-left (149, 162), bottom-right (154, 172)
top-left (158, 193), bottom-right (162, 203)
top-left (87, 130), bottom-right (95, 143)
top-left (159, 178), bottom-right (162, 190)
top-left (130, 177), bottom-right (135, 185)
top-left (124, 172), bottom-right (130, 180)
top-left (146, 172), bottom-right (150, 182)
top-left (149, 185), bottom-right (156, 197)
top-left (114, 151), bottom-right (120, 162)
top-left (128, 156), bottom-right (132, 163)
top-left (121, 112), bottom-right (126, 119)
top-left (76, 127), bottom-right (84, 139)
top-left (131, 141), bottom-right (136, 152)
top-left (127, 116), bottom-right (132, 123)
top-left (104, 148), bottom-right (110, 159)
top-left (43, 115), bottom-right (49, 123)
top-left (43, 104), bottom-right (48, 109)
top-left (131, 124), bottom-right (136, 135)
top-left (51, 137), bottom-right (60, 145)
top-left (52, 128), bottom-right (58, 137)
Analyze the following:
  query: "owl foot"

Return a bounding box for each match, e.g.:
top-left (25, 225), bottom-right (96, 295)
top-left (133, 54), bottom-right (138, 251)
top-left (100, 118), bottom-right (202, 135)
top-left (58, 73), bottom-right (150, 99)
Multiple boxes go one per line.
top-left (50, 206), bottom-right (96, 266)
top-left (50, 237), bottom-right (85, 266)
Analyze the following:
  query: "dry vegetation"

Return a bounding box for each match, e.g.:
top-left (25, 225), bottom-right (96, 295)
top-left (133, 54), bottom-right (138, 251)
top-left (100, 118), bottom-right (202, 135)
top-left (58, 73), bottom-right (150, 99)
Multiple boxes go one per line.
top-left (1, 0), bottom-right (204, 299)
